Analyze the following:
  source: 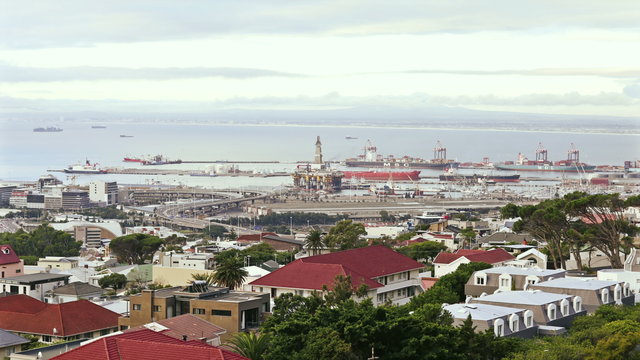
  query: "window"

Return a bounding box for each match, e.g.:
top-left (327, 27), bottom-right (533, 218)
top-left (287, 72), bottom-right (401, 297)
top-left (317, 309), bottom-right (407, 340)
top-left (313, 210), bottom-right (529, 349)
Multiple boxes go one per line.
top-left (295, 290), bottom-right (304, 296)
top-left (82, 332), bottom-right (93, 339)
top-left (153, 305), bottom-right (161, 312)
top-left (493, 319), bottom-right (505, 337)
top-left (560, 299), bottom-right (569, 316)
top-left (498, 273), bottom-right (512, 290)
top-left (524, 310), bottom-right (534, 328)
top-left (15, 269), bottom-right (20, 273)
top-left (601, 288), bottom-right (610, 303)
top-left (100, 329), bottom-right (110, 336)
top-left (475, 272), bottom-right (487, 286)
top-left (133, 304), bottom-right (141, 311)
top-left (212, 309), bottom-right (232, 316)
top-left (42, 335), bottom-right (52, 343)
top-left (573, 296), bottom-right (582, 312)
top-left (547, 304), bottom-right (557, 320)
top-left (509, 314), bottom-right (519, 332)
top-left (193, 308), bottom-right (205, 315)
top-left (624, 283), bottom-right (631, 297)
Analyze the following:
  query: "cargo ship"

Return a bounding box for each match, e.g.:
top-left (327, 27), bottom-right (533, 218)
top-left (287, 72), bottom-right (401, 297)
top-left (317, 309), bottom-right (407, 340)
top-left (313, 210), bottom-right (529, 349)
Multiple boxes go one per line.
top-left (142, 154), bottom-right (182, 166)
top-left (494, 143), bottom-right (596, 173)
top-left (439, 173), bottom-right (520, 183)
top-left (33, 127), bottom-right (63, 132)
top-left (344, 140), bottom-right (459, 169)
top-left (91, 125), bottom-right (107, 129)
top-left (64, 160), bottom-right (107, 174)
top-left (123, 155), bottom-right (144, 163)
top-left (342, 170), bottom-right (421, 181)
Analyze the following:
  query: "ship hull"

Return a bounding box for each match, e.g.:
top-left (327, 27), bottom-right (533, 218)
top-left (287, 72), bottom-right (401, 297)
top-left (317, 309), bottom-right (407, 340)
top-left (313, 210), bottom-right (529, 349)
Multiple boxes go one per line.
top-left (439, 174), bottom-right (520, 182)
top-left (64, 169), bottom-right (107, 174)
top-left (343, 170), bottom-right (421, 181)
top-left (494, 164), bottom-right (596, 172)
top-left (123, 158), bottom-right (143, 162)
top-left (345, 161), bottom-right (459, 169)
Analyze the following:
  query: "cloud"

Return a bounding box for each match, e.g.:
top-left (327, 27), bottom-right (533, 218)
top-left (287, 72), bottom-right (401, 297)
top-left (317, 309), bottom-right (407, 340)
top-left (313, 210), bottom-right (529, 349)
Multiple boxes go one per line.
top-left (1, 1), bottom-right (639, 48)
top-left (398, 68), bottom-right (640, 78)
top-left (0, 63), bottom-right (302, 82)
top-left (623, 81), bottom-right (640, 98)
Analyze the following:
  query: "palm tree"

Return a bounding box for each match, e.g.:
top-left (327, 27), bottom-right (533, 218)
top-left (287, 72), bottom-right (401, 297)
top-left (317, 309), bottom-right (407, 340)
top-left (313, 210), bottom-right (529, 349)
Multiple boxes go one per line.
top-left (212, 257), bottom-right (248, 290)
top-left (190, 272), bottom-right (215, 286)
top-left (305, 228), bottom-right (324, 256)
top-left (225, 331), bottom-right (270, 360)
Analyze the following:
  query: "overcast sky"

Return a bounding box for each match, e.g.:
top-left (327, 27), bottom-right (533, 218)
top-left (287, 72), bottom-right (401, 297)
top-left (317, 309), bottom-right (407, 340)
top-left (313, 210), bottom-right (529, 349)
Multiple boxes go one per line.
top-left (1, 0), bottom-right (639, 117)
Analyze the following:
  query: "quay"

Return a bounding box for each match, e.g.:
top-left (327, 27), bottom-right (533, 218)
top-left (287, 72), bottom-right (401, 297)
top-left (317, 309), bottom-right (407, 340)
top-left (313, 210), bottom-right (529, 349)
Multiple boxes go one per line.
top-left (47, 168), bottom-right (290, 177)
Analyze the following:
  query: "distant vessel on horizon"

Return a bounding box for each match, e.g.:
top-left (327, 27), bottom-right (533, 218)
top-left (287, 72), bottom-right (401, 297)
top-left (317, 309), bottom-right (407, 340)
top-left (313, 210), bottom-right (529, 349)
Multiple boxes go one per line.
top-left (120, 134), bottom-right (134, 138)
top-left (92, 125), bottom-right (107, 129)
top-left (142, 154), bottom-right (182, 166)
top-left (33, 127), bottom-right (63, 132)
top-left (345, 136), bottom-right (358, 140)
top-left (64, 160), bottom-right (107, 174)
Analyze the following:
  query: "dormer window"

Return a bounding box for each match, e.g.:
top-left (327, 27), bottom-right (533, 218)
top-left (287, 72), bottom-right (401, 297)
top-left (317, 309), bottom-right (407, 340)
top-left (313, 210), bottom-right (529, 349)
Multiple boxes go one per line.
top-left (509, 314), bottom-right (519, 332)
top-left (524, 310), bottom-right (534, 328)
top-left (614, 284), bottom-right (622, 302)
top-left (475, 272), bottom-right (487, 285)
top-left (573, 296), bottom-right (582, 312)
top-left (601, 288), bottom-right (610, 303)
top-left (1, 248), bottom-right (9, 255)
top-left (560, 299), bottom-right (569, 316)
top-left (547, 304), bottom-right (557, 320)
top-left (494, 318), bottom-right (505, 337)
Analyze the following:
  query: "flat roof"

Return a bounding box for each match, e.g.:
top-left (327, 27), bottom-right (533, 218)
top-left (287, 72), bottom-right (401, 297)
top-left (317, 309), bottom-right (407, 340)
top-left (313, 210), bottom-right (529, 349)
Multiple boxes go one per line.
top-left (481, 266), bottom-right (566, 277)
top-left (444, 303), bottom-right (525, 321)
top-left (0, 273), bottom-right (71, 284)
top-left (534, 277), bottom-right (619, 290)
top-left (475, 290), bottom-right (571, 306)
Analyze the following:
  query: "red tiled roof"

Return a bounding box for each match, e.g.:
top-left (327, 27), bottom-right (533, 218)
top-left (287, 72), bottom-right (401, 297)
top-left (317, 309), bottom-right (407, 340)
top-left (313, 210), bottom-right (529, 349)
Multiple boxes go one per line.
top-left (126, 314), bottom-right (226, 341)
top-left (250, 245), bottom-right (424, 291)
top-left (51, 329), bottom-right (249, 360)
top-left (0, 244), bottom-right (21, 265)
top-left (433, 248), bottom-right (514, 265)
top-left (0, 295), bottom-right (119, 336)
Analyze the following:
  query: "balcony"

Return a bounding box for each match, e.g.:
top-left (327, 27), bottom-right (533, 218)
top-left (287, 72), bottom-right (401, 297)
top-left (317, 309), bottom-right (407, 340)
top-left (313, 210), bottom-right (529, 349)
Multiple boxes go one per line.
top-left (377, 279), bottom-right (420, 294)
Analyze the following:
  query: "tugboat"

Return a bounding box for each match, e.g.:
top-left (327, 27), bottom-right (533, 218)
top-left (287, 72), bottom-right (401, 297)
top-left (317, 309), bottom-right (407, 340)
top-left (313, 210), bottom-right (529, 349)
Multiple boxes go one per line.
top-left (63, 160), bottom-right (107, 174)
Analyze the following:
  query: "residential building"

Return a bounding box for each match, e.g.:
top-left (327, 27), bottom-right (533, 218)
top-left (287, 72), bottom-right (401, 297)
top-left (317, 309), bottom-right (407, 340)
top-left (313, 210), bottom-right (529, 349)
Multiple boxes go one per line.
top-left (158, 252), bottom-right (215, 270)
top-left (118, 285), bottom-right (270, 336)
top-left (49, 221), bottom-right (122, 248)
top-left (37, 256), bottom-right (79, 271)
top-left (444, 303), bottom-right (538, 338)
top-left (236, 232), bottom-right (304, 252)
top-left (89, 180), bottom-right (119, 205)
top-left (465, 266), bottom-right (566, 297)
top-left (62, 191), bottom-right (90, 210)
top-left (477, 232), bottom-right (535, 246)
top-left (419, 232), bottom-right (457, 251)
top-left (471, 290), bottom-right (587, 328)
top-left (49, 328), bottom-right (249, 360)
top-left (0, 294), bottom-right (119, 343)
top-left (0, 245), bottom-right (24, 279)
top-left (364, 225), bottom-right (407, 239)
top-left (625, 247), bottom-right (640, 272)
top-left (0, 329), bottom-right (29, 359)
top-left (529, 278), bottom-right (634, 314)
top-left (249, 245), bottom-right (424, 306)
top-left (433, 249), bottom-right (515, 277)
top-left (506, 248), bottom-right (548, 269)
top-left (0, 273), bottom-right (70, 301)
top-left (126, 314), bottom-right (226, 346)
top-left (45, 281), bottom-right (105, 304)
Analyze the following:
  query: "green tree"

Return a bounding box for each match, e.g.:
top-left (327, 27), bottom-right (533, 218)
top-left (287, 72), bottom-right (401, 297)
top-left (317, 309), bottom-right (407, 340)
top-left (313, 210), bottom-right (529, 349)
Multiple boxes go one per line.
top-left (0, 225), bottom-right (81, 258)
top-left (226, 331), bottom-right (270, 360)
top-left (459, 227), bottom-right (477, 249)
top-left (500, 203), bottom-right (521, 219)
top-left (323, 220), bottom-right (367, 250)
top-left (109, 233), bottom-right (164, 265)
top-left (305, 228), bottom-right (324, 256)
top-left (397, 240), bottom-right (447, 262)
top-left (298, 327), bottom-right (358, 360)
top-left (322, 275), bottom-right (369, 306)
top-left (379, 210), bottom-right (396, 223)
top-left (203, 225), bottom-right (228, 239)
top-left (212, 257), bottom-right (248, 290)
top-left (98, 273), bottom-right (128, 289)
top-left (19, 255), bottom-right (39, 265)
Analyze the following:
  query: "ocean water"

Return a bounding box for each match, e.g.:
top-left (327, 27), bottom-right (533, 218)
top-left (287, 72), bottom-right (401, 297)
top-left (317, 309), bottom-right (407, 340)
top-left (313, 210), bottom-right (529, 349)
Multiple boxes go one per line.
top-left (1, 121), bottom-right (639, 188)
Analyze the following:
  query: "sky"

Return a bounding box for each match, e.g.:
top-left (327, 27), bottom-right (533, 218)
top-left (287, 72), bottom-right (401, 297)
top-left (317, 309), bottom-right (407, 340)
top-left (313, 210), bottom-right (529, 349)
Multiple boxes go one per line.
top-left (1, 0), bottom-right (639, 117)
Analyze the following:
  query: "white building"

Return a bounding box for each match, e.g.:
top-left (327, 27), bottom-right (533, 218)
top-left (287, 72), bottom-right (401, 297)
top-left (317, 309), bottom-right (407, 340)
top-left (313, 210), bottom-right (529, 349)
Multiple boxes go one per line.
top-left (158, 252), bottom-right (215, 270)
top-left (0, 273), bottom-right (71, 302)
top-left (90, 181), bottom-right (119, 205)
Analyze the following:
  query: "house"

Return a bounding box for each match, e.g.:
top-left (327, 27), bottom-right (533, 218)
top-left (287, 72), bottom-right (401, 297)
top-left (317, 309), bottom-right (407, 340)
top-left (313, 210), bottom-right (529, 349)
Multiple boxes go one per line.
top-left (433, 249), bottom-right (515, 277)
top-left (45, 281), bottom-right (105, 304)
top-left (0, 244), bottom-right (24, 278)
top-left (507, 248), bottom-right (548, 269)
top-left (529, 278), bottom-right (634, 314)
top-left (598, 248), bottom-right (640, 296)
top-left (49, 328), bottom-right (248, 360)
top-left (0, 273), bottom-right (70, 301)
top-left (118, 285), bottom-right (270, 337)
top-left (0, 294), bottom-right (120, 343)
top-left (236, 232), bottom-right (304, 252)
top-left (249, 245), bottom-right (425, 306)
top-left (126, 314), bottom-right (226, 346)
top-left (470, 290), bottom-right (587, 328)
top-left (364, 225), bottom-right (407, 239)
top-left (37, 256), bottom-right (79, 271)
top-left (419, 232), bottom-right (457, 251)
top-left (565, 247), bottom-right (625, 270)
top-left (443, 303), bottom-right (538, 338)
top-left (0, 329), bottom-right (29, 359)
top-left (465, 266), bottom-right (566, 297)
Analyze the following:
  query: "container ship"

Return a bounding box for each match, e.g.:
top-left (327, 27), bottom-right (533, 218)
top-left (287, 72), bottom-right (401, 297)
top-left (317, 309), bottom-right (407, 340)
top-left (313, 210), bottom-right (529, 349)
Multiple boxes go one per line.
top-left (142, 154), bottom-right (182, 166)
top-left (439, 173), bottom-right (520, 183)
top-left (342, 170), bottom-right (421, 181)
top-left (494, 143), bottom-right (596, 172)
top-left (33, 127), bottom-right (63, 132)
top-left (64, 160), bottom-right (107, 174)
top-left (344, 140), bottom-right (459, 169)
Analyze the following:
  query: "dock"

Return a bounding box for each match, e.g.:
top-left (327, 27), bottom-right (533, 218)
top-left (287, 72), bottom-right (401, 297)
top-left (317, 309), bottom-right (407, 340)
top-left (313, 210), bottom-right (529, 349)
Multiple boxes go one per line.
top-left (47, 168), bottom-right (290, 177)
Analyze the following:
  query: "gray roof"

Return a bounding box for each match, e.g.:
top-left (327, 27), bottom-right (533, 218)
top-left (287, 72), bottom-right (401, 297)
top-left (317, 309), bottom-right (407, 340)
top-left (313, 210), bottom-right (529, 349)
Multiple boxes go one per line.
top-left (475, 290), bottom-right (571, 306)
top-left (478, 233), bottom-right (534, 244)
top-left (53, 281), bottom-right (105, 296)
top-left (0, 328), bottom-right (29, 347)
top-left (534, 277), bottom-right (619, 290)
top-left (0, 272), bottom-right (71, 284)
top-left (445, 303), bottom-right (525, 321)
top-left (481, 266), bottom-right (566, 277)
top-left (263, 235), bottom-right (304, 245)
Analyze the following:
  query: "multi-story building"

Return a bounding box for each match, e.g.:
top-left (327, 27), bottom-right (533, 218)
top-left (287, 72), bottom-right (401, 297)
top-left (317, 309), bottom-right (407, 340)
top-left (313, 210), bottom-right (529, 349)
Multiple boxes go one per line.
top-left (62, 191), bottom-right (90, 210)
top-left (8, 189), bottom-right (29, 208)
top-left (36, 174), bottom-right (62, 192)
top-left (465, 266), bottom-right (566, 297)
top-left (50, 221), bottom-right (122, 248)
top-left (249, 245), bottom-right (425, 306)
top-left (0, 186), bottom-right (17, 206)
top-left (118, 285), bottom-right (270, 337)
top-left (90, 181), bottom-right (119, 205)
top-left (444, 303), bottom-right (538, 338)
top-left (0, 273), bottom-right (70, 301)
top-left (0, 245), bottom-right (24, 279)
top-left (26, 194), bottom-right (45, 209)
top-left (158, 252), bottom-right (215, 270)
top-left (37, 256), bottom-right (79, 271)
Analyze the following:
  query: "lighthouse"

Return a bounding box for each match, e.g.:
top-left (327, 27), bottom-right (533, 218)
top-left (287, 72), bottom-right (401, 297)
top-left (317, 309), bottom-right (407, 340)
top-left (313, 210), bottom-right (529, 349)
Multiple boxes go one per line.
top-left (314, 136), bottom-right (323, 164)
